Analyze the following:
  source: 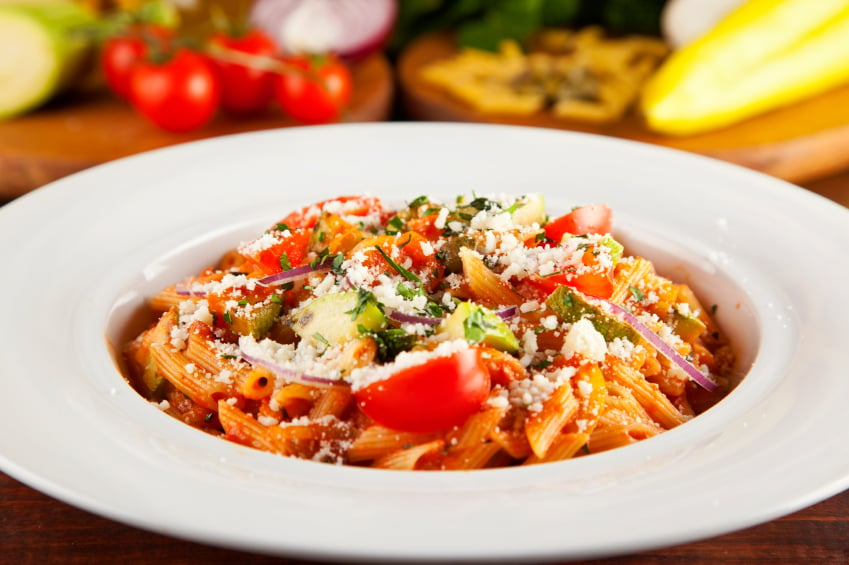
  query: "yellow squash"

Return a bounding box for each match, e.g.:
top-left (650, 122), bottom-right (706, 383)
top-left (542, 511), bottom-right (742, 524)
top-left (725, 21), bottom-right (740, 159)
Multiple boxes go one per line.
top-left (641, 0), bottom-right (849, 135)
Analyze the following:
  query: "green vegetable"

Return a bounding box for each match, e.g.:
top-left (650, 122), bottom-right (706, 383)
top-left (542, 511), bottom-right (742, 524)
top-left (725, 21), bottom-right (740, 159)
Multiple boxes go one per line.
top-left (546, 285), bottom-right (639, 343)
top-left (389, 0), bottom-right (663, 53)
top-left (290, 291), bottom-right (388, 348)
top-left (670, 308), bottom-right (707, 342)
top-left (0, 1), bottom-right (96, 120)
top-left (230, 301), bottom-right (282, 340)
top-left (438, 301), bottom-right (519, 353)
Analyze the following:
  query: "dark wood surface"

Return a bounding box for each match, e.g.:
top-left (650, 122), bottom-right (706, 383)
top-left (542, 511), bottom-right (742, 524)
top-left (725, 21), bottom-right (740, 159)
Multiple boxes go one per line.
top-left (1, 471), bottom-right (848, 564)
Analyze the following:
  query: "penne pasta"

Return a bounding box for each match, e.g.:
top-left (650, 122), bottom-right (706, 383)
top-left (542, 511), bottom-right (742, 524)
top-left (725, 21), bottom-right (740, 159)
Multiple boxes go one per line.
top-left (122, 192), bottom-right (735, 470)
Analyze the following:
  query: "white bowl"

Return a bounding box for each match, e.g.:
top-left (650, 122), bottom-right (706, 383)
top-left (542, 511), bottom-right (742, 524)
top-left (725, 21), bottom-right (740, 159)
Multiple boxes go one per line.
top-left (1, 123), bottom-right (847, 562)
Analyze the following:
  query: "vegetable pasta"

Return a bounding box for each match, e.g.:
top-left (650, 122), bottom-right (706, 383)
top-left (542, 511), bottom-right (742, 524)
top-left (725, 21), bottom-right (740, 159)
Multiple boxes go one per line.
top-left (123, 193), bottom-right (735, 470)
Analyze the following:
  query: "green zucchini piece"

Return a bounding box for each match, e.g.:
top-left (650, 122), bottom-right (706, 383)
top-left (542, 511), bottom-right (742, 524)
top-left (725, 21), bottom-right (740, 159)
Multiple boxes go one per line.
top-left (671, 308), bottom-right (707, 342)
top-left (438, 301), bottom-right (519, 353)
top-left (546, 285), bottom-right (639, 343)
top-left (230, 301), bottom-right (283, 339)
top-left (290, 291), bottom-right (387, 348)
top-left (0, 2), bottom-right (95, 120)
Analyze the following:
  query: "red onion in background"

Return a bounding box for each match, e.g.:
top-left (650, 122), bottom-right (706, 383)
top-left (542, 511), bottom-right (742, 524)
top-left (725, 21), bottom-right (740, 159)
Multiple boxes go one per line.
top-left (249, 0), bottom-right (397, 61)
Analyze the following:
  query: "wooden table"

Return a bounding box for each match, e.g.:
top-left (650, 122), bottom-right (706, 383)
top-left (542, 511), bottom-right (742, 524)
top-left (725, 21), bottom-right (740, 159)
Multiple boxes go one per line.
top-left (2, 172), bottom-right (847, 564)
top-left (1, 472), bottom-right (847, 564)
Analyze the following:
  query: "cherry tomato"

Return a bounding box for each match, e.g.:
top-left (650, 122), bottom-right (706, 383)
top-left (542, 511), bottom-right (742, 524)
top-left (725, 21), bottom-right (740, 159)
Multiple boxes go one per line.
top-left (100, 25), bottom-right (173, 100)
top-left (208, 29), bottom-right (278, 116)
top-left (239, 227), bottom-right (312, 275)
top-left (544, 204), bottom-right (613, 242)
top-left (354, 231), bottom-right (442, 289)
top-left (278, 195), bottom-right (384, 229)
top-left (526, 250), bottom-right (614, 299)
top-left (406, 214), bottom-right (442, 240)
top-left (129, 48), bottom-right (221, 133)
top-left (274, 55), bottom-right (353, 124)
top-left (355, 348), bottom-right (491, 433)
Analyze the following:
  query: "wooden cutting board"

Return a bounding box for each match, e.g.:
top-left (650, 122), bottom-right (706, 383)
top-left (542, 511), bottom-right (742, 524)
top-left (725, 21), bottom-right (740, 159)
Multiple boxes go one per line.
top-left (398, 33), bottom-right (849, 185)
top-left (0, 52), bottom-right (393, 200)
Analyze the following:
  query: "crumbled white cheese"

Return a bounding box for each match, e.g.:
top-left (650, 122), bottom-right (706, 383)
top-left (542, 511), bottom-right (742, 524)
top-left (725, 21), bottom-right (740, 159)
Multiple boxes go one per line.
top-left (561, 318), bottom-right (608, 362)
top-left (508, 366), bottom-right (576, 412)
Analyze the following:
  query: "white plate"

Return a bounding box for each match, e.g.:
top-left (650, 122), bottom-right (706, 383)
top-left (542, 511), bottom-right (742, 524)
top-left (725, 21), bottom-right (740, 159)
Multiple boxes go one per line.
top-left (1, 123), bottom-right (848, 562)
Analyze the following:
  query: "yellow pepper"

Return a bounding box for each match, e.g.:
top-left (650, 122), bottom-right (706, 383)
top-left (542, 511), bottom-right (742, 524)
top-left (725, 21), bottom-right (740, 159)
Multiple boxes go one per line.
top-left (641, 0), bottom-right (849, 136)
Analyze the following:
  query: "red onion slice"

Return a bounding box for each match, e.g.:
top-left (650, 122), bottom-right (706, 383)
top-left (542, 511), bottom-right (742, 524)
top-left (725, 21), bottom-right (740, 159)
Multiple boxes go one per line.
top-left (495, 305), bottom-right (518, 320)
top-left (387, 304), bottom-right (518, 326)
top-left (388, 310), bottom-right (441, 326)
top-left (239, 350), bottom-right (347, 387)
top-left (249, 0), bottom-right (397, 61)
top-left (259, 263), bottom-right (328, 285)
top-left (604, 301), bottom-right (718, 392)
top-left (175, 284), bottom-right (207, 297)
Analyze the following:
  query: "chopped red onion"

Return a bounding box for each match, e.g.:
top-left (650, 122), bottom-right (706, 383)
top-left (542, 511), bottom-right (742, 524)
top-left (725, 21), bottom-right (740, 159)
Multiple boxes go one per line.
top-left (250, 0), bottom-right (397, 61)
top-left (239, 350), bottom-right (347, 387)
top-left (259, 263), bottom-right (327, 285)
top-left (175, 284), bottom-right (207, 297)
top-left (604, 301), bottom-right (718, 392)
top-left (495, 305), bottom-right (518, 320)
top-left (388, 310), bottom-right (441, 326)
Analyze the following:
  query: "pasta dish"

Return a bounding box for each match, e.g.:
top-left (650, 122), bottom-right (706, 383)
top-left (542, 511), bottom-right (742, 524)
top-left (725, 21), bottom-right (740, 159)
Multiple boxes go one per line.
top-left (123, 193), bottom-right (735, 470)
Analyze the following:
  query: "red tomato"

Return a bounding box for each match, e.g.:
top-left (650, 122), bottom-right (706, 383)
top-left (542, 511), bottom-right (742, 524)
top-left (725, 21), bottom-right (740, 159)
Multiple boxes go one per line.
top-left (529, 271), bottom-right (613, 299)
top-left (278, 195), bottom-right (384, 229)
top-left (526, 250), bottom-right (614, 299)
top-left (208, 29), bottom-right (278, 115)
top-left (544, 204), bottom-right (613, 242)
top-left (355, 349), bottom-right (491, 433)
top-left (240, 227), bottom-right (312, 275)
top-left (129, 48), bottom-right (221, 132)
top-left (406, 214), bottom-right (442, 240)
top-left (274, 55), bottom-right (353, 124)
top-left (100, 25), bottom-right (172, 99)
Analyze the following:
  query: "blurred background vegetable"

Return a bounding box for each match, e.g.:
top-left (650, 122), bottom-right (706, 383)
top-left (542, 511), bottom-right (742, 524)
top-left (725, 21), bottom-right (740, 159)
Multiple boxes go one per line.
top-left (0, 1), bottom-right (97, 120)
top-left (642, 0), bottom-right (849, 135)
top-left (249, 0), bottom-right (397, 61)
top-left (388, 0), bottom-right (667, 54)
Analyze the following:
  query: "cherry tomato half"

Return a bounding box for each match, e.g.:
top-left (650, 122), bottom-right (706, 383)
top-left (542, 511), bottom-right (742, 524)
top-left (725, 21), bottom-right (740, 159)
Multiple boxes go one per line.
top-left (100, 25), bottom-right (173, 100)
top-left (354, 348), bottom-right (491, 433)
top-left (208, 29), bottom-right (278, 116)
top-left (129, 48), bottom-right (221, 133)
top-left (544, 204), bottom-right (613, 242)
top-left (278, 195), bottom-right (384, 229)
top-left (274, 55), bottom-right (353, 124)
top-left (239, 227), bottom-right (312, 275)
top-left (526, 249), bottom-right (614, 299)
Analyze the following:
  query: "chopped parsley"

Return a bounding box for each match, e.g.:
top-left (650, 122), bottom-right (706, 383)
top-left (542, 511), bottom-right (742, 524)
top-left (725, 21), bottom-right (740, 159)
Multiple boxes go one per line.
top-left (312, 332), bottom-right (330, 347)
top-left (462, 306), bottom-right (496, 344)
top-left (358, 325), bottom-right (416, 362)
top-left (330, 252), bottom-right (346, 275)
top-left (408, 195), bottom-right (429, 208)
top-left (385, 216), bottom-right (404, 235)
top-left (374, 245), bottom-right (421, 283)
top-left (628, 286), bottom-right (645, 301)
top-left (345, 288), bottom-right (384, 320)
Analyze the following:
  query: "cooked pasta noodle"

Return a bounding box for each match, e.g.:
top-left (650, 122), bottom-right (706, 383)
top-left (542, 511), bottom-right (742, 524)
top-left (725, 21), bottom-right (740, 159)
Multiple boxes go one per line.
top-left (123, 193), bottom-right (736, 469)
